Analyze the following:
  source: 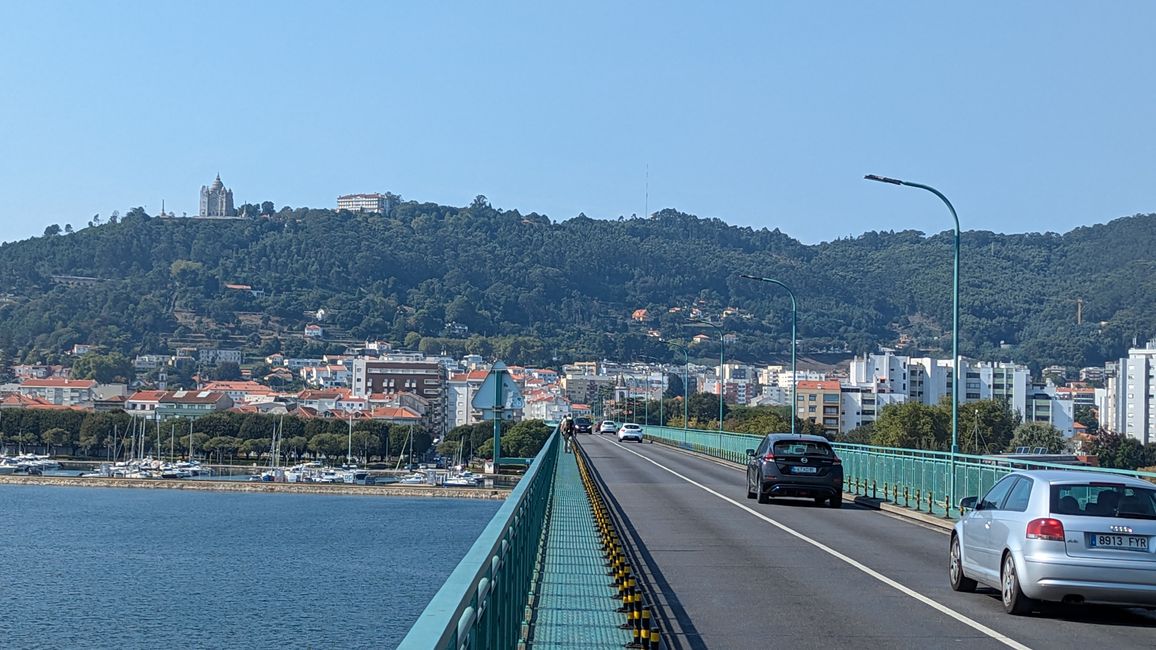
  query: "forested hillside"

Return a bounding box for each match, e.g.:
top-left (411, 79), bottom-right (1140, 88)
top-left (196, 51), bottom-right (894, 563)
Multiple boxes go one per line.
top-left (0, 198), bottom-right (1152, 371)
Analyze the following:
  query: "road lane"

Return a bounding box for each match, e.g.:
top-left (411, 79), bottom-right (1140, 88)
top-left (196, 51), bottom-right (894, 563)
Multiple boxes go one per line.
top-left (578, 434), bottom-right (1156, 649)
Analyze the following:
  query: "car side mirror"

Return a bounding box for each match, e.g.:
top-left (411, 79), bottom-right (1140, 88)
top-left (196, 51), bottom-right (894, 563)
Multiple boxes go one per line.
top-left (745, 448), bottom-right (756, 457)
top-left (959, 496), bottom-right (977, 512)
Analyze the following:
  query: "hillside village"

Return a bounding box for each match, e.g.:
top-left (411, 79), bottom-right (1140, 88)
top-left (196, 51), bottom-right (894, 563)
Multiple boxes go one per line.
top-left (4, 333), bottom-right (1151, 453)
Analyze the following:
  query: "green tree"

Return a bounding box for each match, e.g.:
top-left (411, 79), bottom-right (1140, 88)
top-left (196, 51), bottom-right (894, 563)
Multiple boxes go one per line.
top-left (1074, 405), bottom-right (1099, 432)
top-left (1007, 422), bottom-right (1066, 454)
top-left (213, 361), bottom-right (243, 381)
top-left (308, 433), bottom-right (346, 460)
top-left (43, 224), bottom-right (61, 237)
top-left (957, 399), bottom-right (1020, 454)
top-left (872, 402), bottom-right (948, 450)
top-left (70, 352), bottom-right (135, 383)
top-left (42, 427), bottom-right (71, 455)
top-left (282, 436), bottom-right (310, 461)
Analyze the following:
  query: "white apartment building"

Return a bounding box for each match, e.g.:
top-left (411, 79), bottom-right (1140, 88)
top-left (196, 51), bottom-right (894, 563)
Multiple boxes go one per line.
top-left (849, 352), bottom-right (1071, 436)
top-left (445, 369), bottom-right (488, 430)
top-left (840, 387), bottom-right (907, 433)
top-left (1107, 340), bottom-right (1156, 444)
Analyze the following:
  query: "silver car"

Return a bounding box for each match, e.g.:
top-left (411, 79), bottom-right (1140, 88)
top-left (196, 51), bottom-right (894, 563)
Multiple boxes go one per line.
top-left (950, 469), bottom-right (1156, 614)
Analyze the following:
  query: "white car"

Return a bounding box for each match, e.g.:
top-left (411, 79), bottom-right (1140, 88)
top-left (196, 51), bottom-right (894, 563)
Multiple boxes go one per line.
top-left (598, 420), bottom-right (618, 435)
top-left (617, 423), bottom-right (644, 442)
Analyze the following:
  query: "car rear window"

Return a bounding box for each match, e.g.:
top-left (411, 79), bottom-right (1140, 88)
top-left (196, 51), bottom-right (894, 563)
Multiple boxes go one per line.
top-left (772, 441), bottom-right (833, 457)
top-left (1051, 483), bottom-right (1156, 518)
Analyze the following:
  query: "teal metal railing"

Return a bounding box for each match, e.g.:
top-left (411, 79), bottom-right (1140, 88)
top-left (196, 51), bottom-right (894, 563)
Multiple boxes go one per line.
top-left (644, 425), bottom-right (1156, 518)
top-left (398, 431), bottom-right (560, 649)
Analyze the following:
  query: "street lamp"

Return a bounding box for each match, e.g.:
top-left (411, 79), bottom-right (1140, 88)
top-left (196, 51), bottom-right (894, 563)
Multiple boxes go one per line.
top-left (865, 173), bottom-right (961, 508)
top-left (687, 320), bottom-right (726, 432)
top-left (864, 174), bottom-right (961, 453)
top-left (666, 341), bottom-right (691, 442)
top-left (638, 355), bottom-right (662, 427)
top-left (739, 274), bottom-right (797, 435)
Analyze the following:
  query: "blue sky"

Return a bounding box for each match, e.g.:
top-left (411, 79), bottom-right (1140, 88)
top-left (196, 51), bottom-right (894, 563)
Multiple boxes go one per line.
top-left (2, 2), bottom-right (1155, 244)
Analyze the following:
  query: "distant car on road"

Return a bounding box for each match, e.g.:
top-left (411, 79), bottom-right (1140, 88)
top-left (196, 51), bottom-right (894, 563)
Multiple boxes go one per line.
top-left (574, 417), bottom-right (593, 434)
top-left (745, 434), bottom-right (843, 508)
top-left (598, 420), bottom-right (618, 435)
top-left (617, 423), bottom-right (644, 442)
top-left (950, 469), bottom-right (1156, 614)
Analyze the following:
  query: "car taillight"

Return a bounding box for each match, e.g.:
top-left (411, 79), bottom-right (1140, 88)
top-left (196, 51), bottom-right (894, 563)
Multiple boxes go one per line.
top-left (832, 458), bottom-right (842, 465)
top-left (1026, 518), bottom-right (1065, 542)
top-left (763, 453), bottom-right (775, 461)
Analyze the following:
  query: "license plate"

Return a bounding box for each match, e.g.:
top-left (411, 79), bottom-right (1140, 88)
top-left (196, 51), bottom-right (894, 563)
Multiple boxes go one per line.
top-left (791, 466), bottom-right (818, 474)
top-left (1089, 534), bottom-right (1149, 550)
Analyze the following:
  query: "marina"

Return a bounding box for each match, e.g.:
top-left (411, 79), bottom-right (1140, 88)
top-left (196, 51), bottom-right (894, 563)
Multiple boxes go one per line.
top-left (0, 473), bottom-right (509, 499)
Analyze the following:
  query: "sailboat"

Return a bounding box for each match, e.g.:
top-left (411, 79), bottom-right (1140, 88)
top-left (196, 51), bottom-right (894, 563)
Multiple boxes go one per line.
top-left (397, 426), bottom-right (428, 484)
top-left (445, 434), bottom-right (482, 487)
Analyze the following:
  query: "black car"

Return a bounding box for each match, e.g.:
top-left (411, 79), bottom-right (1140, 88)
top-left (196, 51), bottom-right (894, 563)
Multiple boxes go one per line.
top-left (573, 417), bottom-right (593, 434)
top-left (745, 434), bottom-right (843, 507)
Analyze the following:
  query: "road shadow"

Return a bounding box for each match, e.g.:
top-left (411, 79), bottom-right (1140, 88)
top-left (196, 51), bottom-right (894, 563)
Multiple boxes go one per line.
top-left (975, 589), bottom-right (1156, 627)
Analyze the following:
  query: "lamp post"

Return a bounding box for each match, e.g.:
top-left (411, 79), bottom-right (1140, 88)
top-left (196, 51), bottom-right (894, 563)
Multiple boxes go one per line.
top-left (638, 355), bottom-right (661, 427)
top-left (739, 275), bottom-right (797, 435)
top-left (666, 341), bottom-right (690, 443)
top-left (688, 320), bottom-right (726, 432)
top-left (865, 173), bottom-right (961, 509)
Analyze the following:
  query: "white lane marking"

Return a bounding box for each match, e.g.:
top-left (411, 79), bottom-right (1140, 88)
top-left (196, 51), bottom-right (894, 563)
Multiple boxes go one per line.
top-left (609, 440), bottom-right (1032, 650)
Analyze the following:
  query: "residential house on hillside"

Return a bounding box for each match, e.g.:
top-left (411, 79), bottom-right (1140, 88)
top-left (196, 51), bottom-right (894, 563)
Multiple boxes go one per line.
top-left (200, 349), bottom-right (242, 365)
top-left (18, 378), bottom-right (97, 407)
top-left (12, 364), bottom-right (67, 380)
top-left (301, 364), bottom-right (351, 388)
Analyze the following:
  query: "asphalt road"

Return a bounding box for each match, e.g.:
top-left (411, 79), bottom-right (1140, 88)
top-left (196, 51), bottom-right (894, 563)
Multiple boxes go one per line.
top-left (577, 433), bottom-right (1156, 650)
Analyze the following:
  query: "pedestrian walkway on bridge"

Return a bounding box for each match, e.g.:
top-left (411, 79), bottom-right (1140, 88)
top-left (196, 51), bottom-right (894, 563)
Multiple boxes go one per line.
top-left (525, 438), bottom-right (636, 648)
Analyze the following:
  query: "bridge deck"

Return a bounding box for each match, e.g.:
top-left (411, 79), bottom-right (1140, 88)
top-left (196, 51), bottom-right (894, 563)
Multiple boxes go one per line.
top-left (528, 441), bottom-right (632, 648)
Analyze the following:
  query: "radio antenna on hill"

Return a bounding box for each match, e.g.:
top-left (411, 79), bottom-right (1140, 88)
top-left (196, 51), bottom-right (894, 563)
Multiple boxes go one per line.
top-left (645, 163), bottom-right (649, 218)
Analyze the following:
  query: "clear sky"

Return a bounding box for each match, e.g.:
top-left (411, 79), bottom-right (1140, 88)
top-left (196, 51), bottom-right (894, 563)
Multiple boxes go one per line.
top-left (3, 2), bottom-right (1155, 244)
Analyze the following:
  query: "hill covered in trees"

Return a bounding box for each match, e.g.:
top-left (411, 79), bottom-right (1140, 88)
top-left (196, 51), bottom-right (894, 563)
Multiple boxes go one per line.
top-left (1, 197), bottom-right (1153, 372)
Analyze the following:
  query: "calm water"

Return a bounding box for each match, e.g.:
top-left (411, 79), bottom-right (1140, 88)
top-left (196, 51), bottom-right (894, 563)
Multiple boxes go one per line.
top-left (0, 486), bottom-right (502, 649)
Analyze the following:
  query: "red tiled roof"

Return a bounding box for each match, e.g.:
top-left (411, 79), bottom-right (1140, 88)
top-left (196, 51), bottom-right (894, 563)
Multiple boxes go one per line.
top-left (366, 406), bottom-right (420, 420)
top-left (127, 390), bottom-right (167, 402)
top-left (202, 381), bottom-right (272, 393)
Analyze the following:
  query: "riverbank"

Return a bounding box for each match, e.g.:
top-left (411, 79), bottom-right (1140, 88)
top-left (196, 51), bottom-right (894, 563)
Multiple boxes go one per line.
top-left (0, 474), bottom-right (510, 499)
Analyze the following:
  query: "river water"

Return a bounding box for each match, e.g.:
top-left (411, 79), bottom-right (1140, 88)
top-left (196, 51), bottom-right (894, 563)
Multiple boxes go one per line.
top-left (0, 485), bottom-right (501, 649)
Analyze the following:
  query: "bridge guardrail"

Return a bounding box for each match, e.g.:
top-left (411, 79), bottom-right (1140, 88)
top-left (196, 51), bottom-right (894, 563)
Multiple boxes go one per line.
top-left (643, 425), bottom-right (1156, 518)
top-left (398, 431), bottom-right (559, 649)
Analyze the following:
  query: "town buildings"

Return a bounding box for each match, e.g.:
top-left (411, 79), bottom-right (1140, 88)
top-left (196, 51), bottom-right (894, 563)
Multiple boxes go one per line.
top-left (1103, 339), bottom-right (1156, 445)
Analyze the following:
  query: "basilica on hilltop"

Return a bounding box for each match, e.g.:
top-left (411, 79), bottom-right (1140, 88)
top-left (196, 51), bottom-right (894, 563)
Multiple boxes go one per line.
top-left (199, 174), bottom-right (236, 218)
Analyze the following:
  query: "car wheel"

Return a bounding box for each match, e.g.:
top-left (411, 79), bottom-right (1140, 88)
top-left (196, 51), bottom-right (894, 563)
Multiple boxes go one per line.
top-left (1001, 553), bottom-right (1036, 615)
top-left (948, 535), bottom-right (977, 593)
top-left (828, 494), bottom-right (842, 509)
top-left (756, 476), bottom-right (770, 504)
